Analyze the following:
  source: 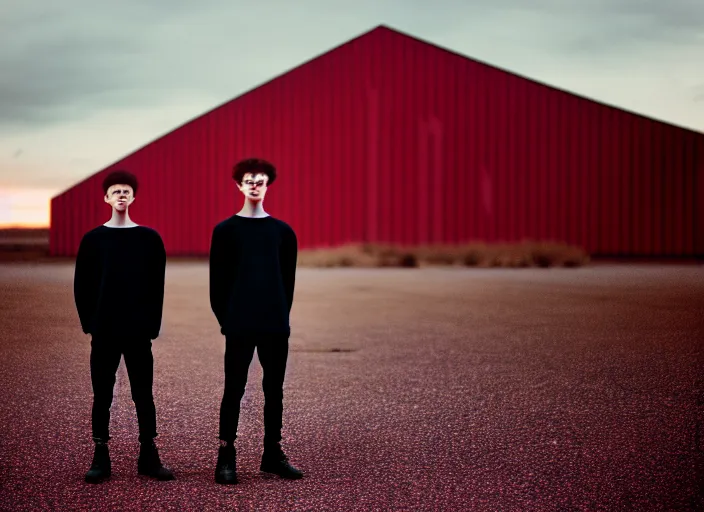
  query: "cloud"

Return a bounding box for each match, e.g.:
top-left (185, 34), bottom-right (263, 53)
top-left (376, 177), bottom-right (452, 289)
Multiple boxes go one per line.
top-left (2, 0), bottom-right (703, 130)
top-left (0, 0), bottom-right (703, 197)
top-left (0, 0), bottom-right (398, 130)
top-left (693, 84), bottom-right (704, 102)
top-left (0, 1), bottom-right (207, 128)
top-left (0, 101), bottom-right (212, 190)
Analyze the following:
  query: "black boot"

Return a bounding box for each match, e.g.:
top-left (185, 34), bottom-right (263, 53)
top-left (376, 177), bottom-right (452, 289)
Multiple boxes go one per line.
top-left (215, 444), bottom-right (238, 485)
top-left (137, 440), bottom-right (175, 480)
top-left (85, 441), bottom-right (111, 484)
top-left (260, 443), bottom-right (303, 479)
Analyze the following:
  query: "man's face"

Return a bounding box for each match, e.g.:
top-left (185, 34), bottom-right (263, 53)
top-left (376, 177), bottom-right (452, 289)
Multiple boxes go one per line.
top-left (104, 184), bottom-right (135, 211)
top-left (238, 172), bottom-right (268, 202)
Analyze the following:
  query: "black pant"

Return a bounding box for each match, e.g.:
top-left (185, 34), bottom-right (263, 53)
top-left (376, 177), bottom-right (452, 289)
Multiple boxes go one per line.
top-left (219, 334), bottom-right (289, 446)
top-left (90, 335), bottom-right (158, 443)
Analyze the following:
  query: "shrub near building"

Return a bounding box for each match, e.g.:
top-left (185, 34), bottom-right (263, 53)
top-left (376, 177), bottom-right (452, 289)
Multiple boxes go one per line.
top-left (296, 242), bottom-right (590, 268)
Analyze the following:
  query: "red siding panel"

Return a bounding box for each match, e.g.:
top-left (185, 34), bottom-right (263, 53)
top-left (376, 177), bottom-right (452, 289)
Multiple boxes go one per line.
top-left (629, 113), bottom-right (641, 254)
top-left (612, 109), bottom-right (624, 254)
top-left (49, 25), bottom-right (704, 258)
top-left (538, 86), bottom-right (550, 243)
top-left (682, 133), bottom-right (695, 254)
top-left (670, 131), bottom-right (684, 255)
top-left (662, 126), bottom-right (674, 255)
top-left (638, 120), bottom-right (655, 256)
top-left (567, 94), bottom-right (581, 247)
top-left (498, 69), bottom-right (510, 243)
top-left (696, 138), bottom-right (704, 256)
top-left (651, 122), bottom-right (664, 256)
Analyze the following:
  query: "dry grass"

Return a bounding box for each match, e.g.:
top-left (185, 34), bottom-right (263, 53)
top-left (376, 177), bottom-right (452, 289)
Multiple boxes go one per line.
top-left (298, 241), bottom-right (590, 268)
top-left (0, 228), bottom-right (589, 268)
top-left (0, 228), bottom-right (50, 262)
top-left (295, 243), bottom-right (418, 268)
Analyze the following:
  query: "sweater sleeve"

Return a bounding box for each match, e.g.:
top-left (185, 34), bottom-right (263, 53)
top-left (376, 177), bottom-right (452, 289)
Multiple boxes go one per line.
top-left (280, 225), bottom-right (298, 313)
top-left (73, 233), bottom-right (97, 334)
top-left (148, 232), bottom-right (167, 339)
top-left (209, 224), bottom-right (231, 329)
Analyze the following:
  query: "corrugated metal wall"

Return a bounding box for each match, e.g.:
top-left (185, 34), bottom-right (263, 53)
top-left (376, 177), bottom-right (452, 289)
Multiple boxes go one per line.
top-left (49, 25), bottom-right (704, 257)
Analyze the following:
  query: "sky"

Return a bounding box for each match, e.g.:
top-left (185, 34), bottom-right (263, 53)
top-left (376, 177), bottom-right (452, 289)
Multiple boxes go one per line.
top-left (1, 0), bottom-right (703, 227)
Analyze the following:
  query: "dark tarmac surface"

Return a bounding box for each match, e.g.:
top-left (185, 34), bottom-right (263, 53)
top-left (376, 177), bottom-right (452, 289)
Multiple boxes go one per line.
top-left (0, 262), bottom-right (703, 511)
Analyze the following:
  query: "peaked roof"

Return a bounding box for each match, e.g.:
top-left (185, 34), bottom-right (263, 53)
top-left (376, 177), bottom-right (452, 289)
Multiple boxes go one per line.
top-left (145, 23), bottom-right (702, 139)
top-left (377, 25), bottom-right (701, 136)
top-left (54, 24), bottom-right (702, 199)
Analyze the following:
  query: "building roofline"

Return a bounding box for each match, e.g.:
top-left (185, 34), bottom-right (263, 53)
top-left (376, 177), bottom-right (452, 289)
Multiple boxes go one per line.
top-left (51, 24), bottom-right (384, 200)
top-left (378, 24), bottom-right (703, 137)
top-left (52, 23), bottom-right (703, 200)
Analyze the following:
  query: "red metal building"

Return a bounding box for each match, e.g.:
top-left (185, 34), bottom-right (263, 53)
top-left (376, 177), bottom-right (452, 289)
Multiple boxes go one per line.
top-left (50, 25), bottom-right (704, 258)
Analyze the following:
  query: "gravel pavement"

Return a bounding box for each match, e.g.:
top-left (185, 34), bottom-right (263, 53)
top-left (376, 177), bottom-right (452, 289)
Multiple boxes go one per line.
top-left (0, 262), bottom-right (702, 511)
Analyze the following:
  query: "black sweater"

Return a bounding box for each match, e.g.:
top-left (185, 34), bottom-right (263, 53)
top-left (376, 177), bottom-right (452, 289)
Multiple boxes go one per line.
top-left (73, 225), bottom-right (166, 340)
top-left (209, 215), bottom-right (297, 337)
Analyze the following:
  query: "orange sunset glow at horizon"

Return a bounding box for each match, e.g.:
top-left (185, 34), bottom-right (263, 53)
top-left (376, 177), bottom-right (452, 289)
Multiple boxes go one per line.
top-left (0, 188), bottom-right (56, 228)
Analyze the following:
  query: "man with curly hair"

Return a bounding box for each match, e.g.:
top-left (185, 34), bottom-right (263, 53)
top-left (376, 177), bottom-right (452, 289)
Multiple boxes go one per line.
top-left (209, 158), bottom-right (302, 485)
top-left (73, 170), bottom-right (174, 484)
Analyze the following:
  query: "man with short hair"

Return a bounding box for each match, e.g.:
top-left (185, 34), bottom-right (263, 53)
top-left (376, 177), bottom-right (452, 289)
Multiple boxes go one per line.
top-left (209, 158), bottom-right (302, 485)
top-left (73, 170), bottom-right (174, 484)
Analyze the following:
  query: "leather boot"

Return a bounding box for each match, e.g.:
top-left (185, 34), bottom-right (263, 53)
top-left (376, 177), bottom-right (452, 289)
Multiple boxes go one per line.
top-left (215, 444), bottom-right (238, 485)
top-left (85, 442), bottom-right (111, 484)
top-left (260, 442), bottom-right (303, 479)
top-left (137, 440), bottom-right (175, 480)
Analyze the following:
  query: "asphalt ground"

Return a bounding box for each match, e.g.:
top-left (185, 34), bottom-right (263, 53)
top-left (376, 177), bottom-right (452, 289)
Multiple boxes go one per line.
top-left (0, 262), bottom-right (702, 511)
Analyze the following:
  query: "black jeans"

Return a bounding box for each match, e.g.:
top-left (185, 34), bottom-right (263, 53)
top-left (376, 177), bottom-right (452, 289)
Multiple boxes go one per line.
top-left (219, 334), bottom-right (289, 446)
top-left (90, 335), bottom-right (158, 443)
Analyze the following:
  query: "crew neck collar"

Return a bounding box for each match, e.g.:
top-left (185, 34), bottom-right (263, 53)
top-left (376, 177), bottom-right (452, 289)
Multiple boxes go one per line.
top-left (235, 214), bottom-right (271, 219)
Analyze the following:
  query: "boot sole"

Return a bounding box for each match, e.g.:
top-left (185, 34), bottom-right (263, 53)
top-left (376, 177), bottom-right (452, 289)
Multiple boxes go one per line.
top-left (85, 475), bottom-right (110, 484)
top-left (215, 476), bottom-right (238, 485)
top-left (138, 470), bottom-right (175, 481)
top-left (259, 468), bottom-right (303, 479)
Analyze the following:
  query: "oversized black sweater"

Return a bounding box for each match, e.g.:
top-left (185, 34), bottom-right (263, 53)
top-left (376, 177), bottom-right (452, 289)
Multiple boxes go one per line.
top-left (73, 225), bottom-right (166, 340)
top-left (209, 215), bottom-right (297, 337)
